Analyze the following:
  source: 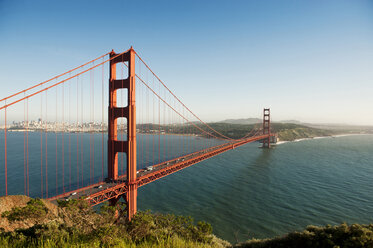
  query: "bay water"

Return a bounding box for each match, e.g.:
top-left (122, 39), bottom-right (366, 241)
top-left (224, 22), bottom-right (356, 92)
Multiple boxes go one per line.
top-left (1, 132), bottom-right (373, 243)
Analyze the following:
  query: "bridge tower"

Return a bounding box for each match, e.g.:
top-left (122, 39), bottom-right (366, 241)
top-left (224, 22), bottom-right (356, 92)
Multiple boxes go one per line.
top-left (108, 48), bottom-right (137, 220)
top-left (262, 108), bottom-right (271, 148)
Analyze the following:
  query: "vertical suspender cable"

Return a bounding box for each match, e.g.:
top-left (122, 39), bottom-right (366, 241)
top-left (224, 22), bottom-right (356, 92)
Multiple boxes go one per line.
top-left (55, 87), bottom-right (58, 196)
top-left (45, 91), bottom-right (48, 198)
top-left (170, 95), bottom-right (172, 157)
top-left (27, 98), bottom-right (29, 196)
top-left (62, 82), bottom-right (65, 193)
top-left (163, 87), bottom-right (166, 162)
top-left (24, 96), bottom-right (26, 195)
top-left (179, 101), bottom-right (182, 156)
top-left (139, 61), bottom-right (142, 169)
top-left (146, 75), bottom-right (149, 167)
top-left (142, 79), bottom-right (144, 167)
top-left (69, 77), bottom-right (71, 191)
top-left (182, 107), bottom-right (184, 155)
top-left (76, 76), bottom-right (79, 188)
top-left (40, 88), bottom-right (43, 198)
top-left (89, 67), bottom-right (93, 187)
top-left (170, 96), bottom-right (172, 160)
top-left (92, 62), bottom-right (95, 185)
top-left (187, 113), bottom-right (189, 154)
top-left (158, 80), bottom-right (160, 164)
top-left (81, 74), bottom-right (84, 186)
top-left (152, 76), bottom-right (155, 165)
top-left (4, 105), bottom-right (7, 196)
top-left (101, 58), bottom-right (104, 182)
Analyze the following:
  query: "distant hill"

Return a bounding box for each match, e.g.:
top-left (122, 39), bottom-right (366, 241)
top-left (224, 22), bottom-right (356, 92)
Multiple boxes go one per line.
top-left (219, 118), bottom-right (302, 125)
top-left (277, 120), bottom-right (302, 124)
top-left (219, 118), bottom-right (262, 125)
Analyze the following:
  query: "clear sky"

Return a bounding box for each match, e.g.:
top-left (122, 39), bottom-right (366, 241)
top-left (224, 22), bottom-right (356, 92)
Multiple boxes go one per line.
top-left (1, 0), bottom-right (373, 125)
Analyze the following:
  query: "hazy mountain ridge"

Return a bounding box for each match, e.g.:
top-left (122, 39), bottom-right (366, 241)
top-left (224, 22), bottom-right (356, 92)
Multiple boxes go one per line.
top-left (219, 118), bottom-right (262, 125)
top-left (219, 118), bottom-right (302, 125)
top-left (218, 118), bottom-right (373, 134)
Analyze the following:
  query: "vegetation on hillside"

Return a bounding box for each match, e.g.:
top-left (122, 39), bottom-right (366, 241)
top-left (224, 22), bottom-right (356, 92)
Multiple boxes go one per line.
top-left (1, 197), bottom-right (373, 247)
top-left (236, 223), bottom-right (373, 248)
top-left (0, 197), bottom-right (226, 248)
top-left (271, 123), bottom-right (337, 141)
top-left (1, 198), bottom-right (48, 222)
top-left (138, 122), bottom-right (337, 141)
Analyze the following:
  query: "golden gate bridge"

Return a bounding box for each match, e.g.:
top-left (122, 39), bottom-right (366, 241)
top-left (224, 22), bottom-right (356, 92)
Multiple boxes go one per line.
top-left (0, 47), bottom-right (275, 220)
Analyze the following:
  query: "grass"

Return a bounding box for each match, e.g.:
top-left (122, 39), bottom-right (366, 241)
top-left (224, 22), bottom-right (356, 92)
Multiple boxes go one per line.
top-left (0, 234), bottom-right (215, 248)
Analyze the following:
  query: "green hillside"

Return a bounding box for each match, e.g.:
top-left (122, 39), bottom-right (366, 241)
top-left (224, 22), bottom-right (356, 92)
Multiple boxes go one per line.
top-left (271, 123), bottom-right (336, 141)
top-left (0, 196), bottom-right (228, 248)
top-left (1, 197), bottom-right (373, 247)
top-left (138, 123), bottom-right (337, 141)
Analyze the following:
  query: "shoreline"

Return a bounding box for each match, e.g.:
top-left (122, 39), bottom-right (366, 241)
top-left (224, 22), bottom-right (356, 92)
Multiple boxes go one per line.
top-left (275, 133), bottom-right (371, 145)
top-left (0, 129), bottom-right (203, 137)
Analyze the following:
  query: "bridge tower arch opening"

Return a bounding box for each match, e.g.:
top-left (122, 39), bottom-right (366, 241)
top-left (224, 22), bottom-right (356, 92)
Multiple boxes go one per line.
top-left (262, 108), bottom-right (270, 148)
top-left (108, 47), bottom-right (137, 220)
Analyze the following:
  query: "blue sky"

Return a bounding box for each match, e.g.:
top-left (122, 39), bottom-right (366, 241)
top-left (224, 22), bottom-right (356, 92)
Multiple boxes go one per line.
top-left (1, 0), bottom-right (373, 124)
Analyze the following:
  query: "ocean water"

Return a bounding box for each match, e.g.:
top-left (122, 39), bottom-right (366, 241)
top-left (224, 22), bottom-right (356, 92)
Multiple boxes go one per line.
top-left (1, 133), bottom-right (373, 243)
top-left (137, 135), bottom-right (373, 242)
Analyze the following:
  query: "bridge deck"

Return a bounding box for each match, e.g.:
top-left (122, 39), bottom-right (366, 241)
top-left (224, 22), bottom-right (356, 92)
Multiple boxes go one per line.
top-left (48, 134), bottom-right (271, 205)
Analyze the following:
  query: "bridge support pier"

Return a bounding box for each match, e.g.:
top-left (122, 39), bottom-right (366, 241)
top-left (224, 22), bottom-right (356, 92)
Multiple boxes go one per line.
top-left (262, 108), bottom-right (271, 148)
top-left (108, 47), bottom-right (137, 221)
top-left (126, 182), bottom-right (137, 218)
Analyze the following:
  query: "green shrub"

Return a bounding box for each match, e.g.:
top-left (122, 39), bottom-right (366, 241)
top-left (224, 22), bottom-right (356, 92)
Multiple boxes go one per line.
top-left (1, 199), bottom-right (48, 222)
top-left (238, 223), bottom-right (373, 248)
top-left (125, 211), bottom-right (213, 244)
top-left (57, 198), bottom-right (90, 210)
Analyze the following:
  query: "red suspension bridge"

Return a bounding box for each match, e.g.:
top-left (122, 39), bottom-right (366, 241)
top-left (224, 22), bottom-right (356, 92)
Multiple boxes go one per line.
top-left (0, 47), bottom-right (276, 220)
